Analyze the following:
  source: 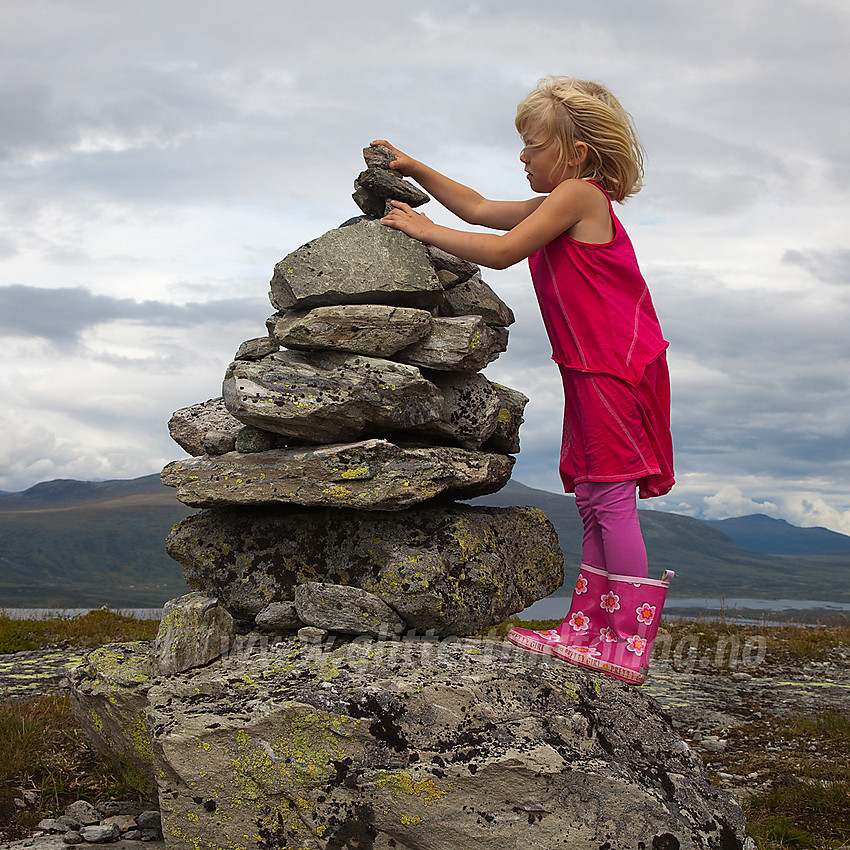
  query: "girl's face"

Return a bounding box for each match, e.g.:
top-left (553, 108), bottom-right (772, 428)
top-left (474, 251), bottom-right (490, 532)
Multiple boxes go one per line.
top-left (520, 122), bottom-right (567, 193)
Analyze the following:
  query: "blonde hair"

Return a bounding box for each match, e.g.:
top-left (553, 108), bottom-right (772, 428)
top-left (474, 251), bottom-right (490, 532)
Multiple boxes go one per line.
top-left (515, 76), bottom-right (644, 201)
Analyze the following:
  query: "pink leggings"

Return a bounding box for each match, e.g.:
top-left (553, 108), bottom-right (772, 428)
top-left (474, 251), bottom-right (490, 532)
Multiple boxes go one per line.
top-left (574, 480), bottom-right (648, 578)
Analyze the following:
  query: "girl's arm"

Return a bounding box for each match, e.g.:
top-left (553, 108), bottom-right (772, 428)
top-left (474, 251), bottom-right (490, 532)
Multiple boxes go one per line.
top-left (380, 178), bottom-right (603, 270)
top-left (371, 140), bottom-right (542, 231)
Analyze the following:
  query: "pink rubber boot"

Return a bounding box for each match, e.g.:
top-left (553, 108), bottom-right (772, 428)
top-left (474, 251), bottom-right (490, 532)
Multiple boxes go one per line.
top-left (553, 570), bottom-right (674, 684)
top-left (507, 564), bottom-right (607, 657)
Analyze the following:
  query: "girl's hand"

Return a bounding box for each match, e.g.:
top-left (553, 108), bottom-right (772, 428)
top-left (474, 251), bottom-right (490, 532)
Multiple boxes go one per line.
top-left (380, 200), bottom-right (435, 241)
top-left (370, 139), bottom-right (416, 177)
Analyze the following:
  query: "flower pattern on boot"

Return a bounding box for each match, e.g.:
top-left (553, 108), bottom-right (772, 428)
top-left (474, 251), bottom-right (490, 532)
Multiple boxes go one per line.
top-left (507, 565), bottom-right (609, 659)
top-left (627, 634), bottom-right (648, 656)
top-left (599, 626), bottom-right (619, 643)
top-left (636, 603), bottom-right (656, 625)
top-left (553, 570), bottom-right (675, 685)
top-left (569, 611), bottom-right (591, 632)
top-left (569, 645), bottom-right (601, 658)
top-left (600, 591), bottom-right (620, 613)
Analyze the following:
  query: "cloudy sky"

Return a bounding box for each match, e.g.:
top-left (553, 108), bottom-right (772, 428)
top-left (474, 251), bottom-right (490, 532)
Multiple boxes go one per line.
top-left (2, 0), bottom-right (849, 533)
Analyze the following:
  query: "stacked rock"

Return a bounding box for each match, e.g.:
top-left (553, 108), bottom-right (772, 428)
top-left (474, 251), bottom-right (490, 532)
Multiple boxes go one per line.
top-left (160, 146), bottom-right (564, 640)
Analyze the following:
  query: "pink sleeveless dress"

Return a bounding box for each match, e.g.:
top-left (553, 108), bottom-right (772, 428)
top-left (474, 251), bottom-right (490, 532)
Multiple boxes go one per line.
top-left (527, 185), bottom-right (674, 499)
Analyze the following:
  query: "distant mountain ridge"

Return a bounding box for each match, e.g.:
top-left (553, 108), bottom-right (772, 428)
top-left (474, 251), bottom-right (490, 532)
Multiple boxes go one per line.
top-left (1, 475), bottom-right (849, 607)
top-left (0, 475), bottom-right (164, 506)
top-left (705, 513), bottom-right (850, 555)
top-left (469, 481), bottom-right (850, 603)
top-left (0, 474), bottom-right (194, 608)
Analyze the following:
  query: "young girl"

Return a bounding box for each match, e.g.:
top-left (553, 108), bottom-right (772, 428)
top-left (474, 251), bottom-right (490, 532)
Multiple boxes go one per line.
top-left (374, 75), bottom-right (674, 685)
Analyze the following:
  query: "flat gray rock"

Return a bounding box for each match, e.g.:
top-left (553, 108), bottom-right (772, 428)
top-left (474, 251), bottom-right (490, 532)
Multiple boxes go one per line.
top-left (79, 823), bottom-right (120, 843)
top-left (267, 304), bottom-right (432, 357)
top-left (426, 244), bottom-right (479, 282)
top-left (222, 350), bottom-right (444, 443)
top-left (233, 336), bottom-right (279, 361)
top-left (167, 397), bottom-right (243, 456)
top-left (160, 439), bottom-right (514, 511)
top-left (165, 502), bottom-right (561, 635)
top-left (269, 220), bottom-right (443, 311)
top-left (439, 275), bottom-right (516, 327)
top-left (396, 315), bottom-right (508, 372)
top-left (353, 167), bottom-right (431, 218)
top-left (294, 582), bottom-right (405, 638)
top-left (254, 602), bottom-right (300, 632)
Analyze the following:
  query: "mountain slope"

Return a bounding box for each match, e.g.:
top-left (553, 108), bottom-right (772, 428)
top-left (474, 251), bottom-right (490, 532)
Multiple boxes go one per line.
top-left (0, 475), bottom-right (193, 608)
top-left (468, 481), bottom-right (850, 602)
top-left (1, 475), bottom-right (849, 607)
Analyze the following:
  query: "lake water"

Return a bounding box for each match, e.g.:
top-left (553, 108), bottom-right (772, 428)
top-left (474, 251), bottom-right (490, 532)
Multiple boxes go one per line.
top-left (520, 596), bottom-right (850, 622)
top-left (4, 597), bottom-right (850, 623)
top-left (1, 607), bottom-right (163, 620)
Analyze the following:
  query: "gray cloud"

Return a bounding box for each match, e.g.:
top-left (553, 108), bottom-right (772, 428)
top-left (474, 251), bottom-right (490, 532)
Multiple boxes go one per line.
top-left (784, 249), bottom-right (850, 286)
top-left (0, 285), bottom-right (266, 345)
top-left (0, 0), bottom-right (849, 532)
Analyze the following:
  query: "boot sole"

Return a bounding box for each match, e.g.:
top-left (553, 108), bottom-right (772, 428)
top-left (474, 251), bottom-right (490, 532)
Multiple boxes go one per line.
top-left (553, 645), bottom-right (647, 685)
top-left (507, 629), bottom-right (561, 657)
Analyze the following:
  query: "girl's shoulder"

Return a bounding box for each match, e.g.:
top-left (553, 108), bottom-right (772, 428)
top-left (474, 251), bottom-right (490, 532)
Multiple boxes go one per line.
top-left (549, 177), bottom-right (611, 204)
top-left (546, 179), bottom-right (614, 245)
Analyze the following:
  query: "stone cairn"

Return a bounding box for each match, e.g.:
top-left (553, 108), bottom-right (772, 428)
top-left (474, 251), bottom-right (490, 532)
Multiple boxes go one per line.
top-left (70, 149), bottom-right (751, 850)
top-left (158, 144), bottom-right (563, 640)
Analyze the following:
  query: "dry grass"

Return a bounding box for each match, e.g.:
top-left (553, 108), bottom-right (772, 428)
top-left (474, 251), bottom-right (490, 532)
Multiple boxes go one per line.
top-left (0, 608), bottom-right (159, 654)
top-left (717, 711), bottom-right (850, 849)
top-left (661, 620), bottom-right (850, 849)
top-left (0, 694), bottom-right (154, 841)
top-left (0, 609), bottom-right (160, 840)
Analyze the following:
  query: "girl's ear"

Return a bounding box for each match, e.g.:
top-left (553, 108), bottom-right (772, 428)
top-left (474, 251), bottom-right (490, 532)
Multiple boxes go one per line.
top-left (570, 141), bottom-right (590, 166)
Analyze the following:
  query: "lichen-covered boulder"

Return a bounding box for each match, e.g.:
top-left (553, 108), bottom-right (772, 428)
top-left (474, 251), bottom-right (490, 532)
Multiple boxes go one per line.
top-left (294, 582), bottom-right (406, 638)
top-left (396, 315), bottom-right (509, 372)
top-left (146, 637), bottom-right (749, 850)
top-left (267, 304), bottom-right (432, 357)
top-left (269, 220), bottom-right (443, 311)
top-left (222, 350), bottom-right (444, 444)
top-left (167, 397), bottom-right (244, 456)
top-left (160, 439), bottom-right (514, 511)
top-left (69, 641), bottom-right (156, 789)
top-left (165, 503), bottom-right (562, 636)
top-left (439, 275), bottom-right (516, 327)
top-left (153, 592), bottom-right (235, 676)
top-left (482, 383), bottom-right (529, 454)
top-left (418, 371), bottom-right (502, 450)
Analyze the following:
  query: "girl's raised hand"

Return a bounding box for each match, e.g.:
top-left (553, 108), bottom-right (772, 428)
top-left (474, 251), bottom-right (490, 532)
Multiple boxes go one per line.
top-left (370, 140), bottom-right (416, 177)
top-left (380, 200), bottom-right (435, 242)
